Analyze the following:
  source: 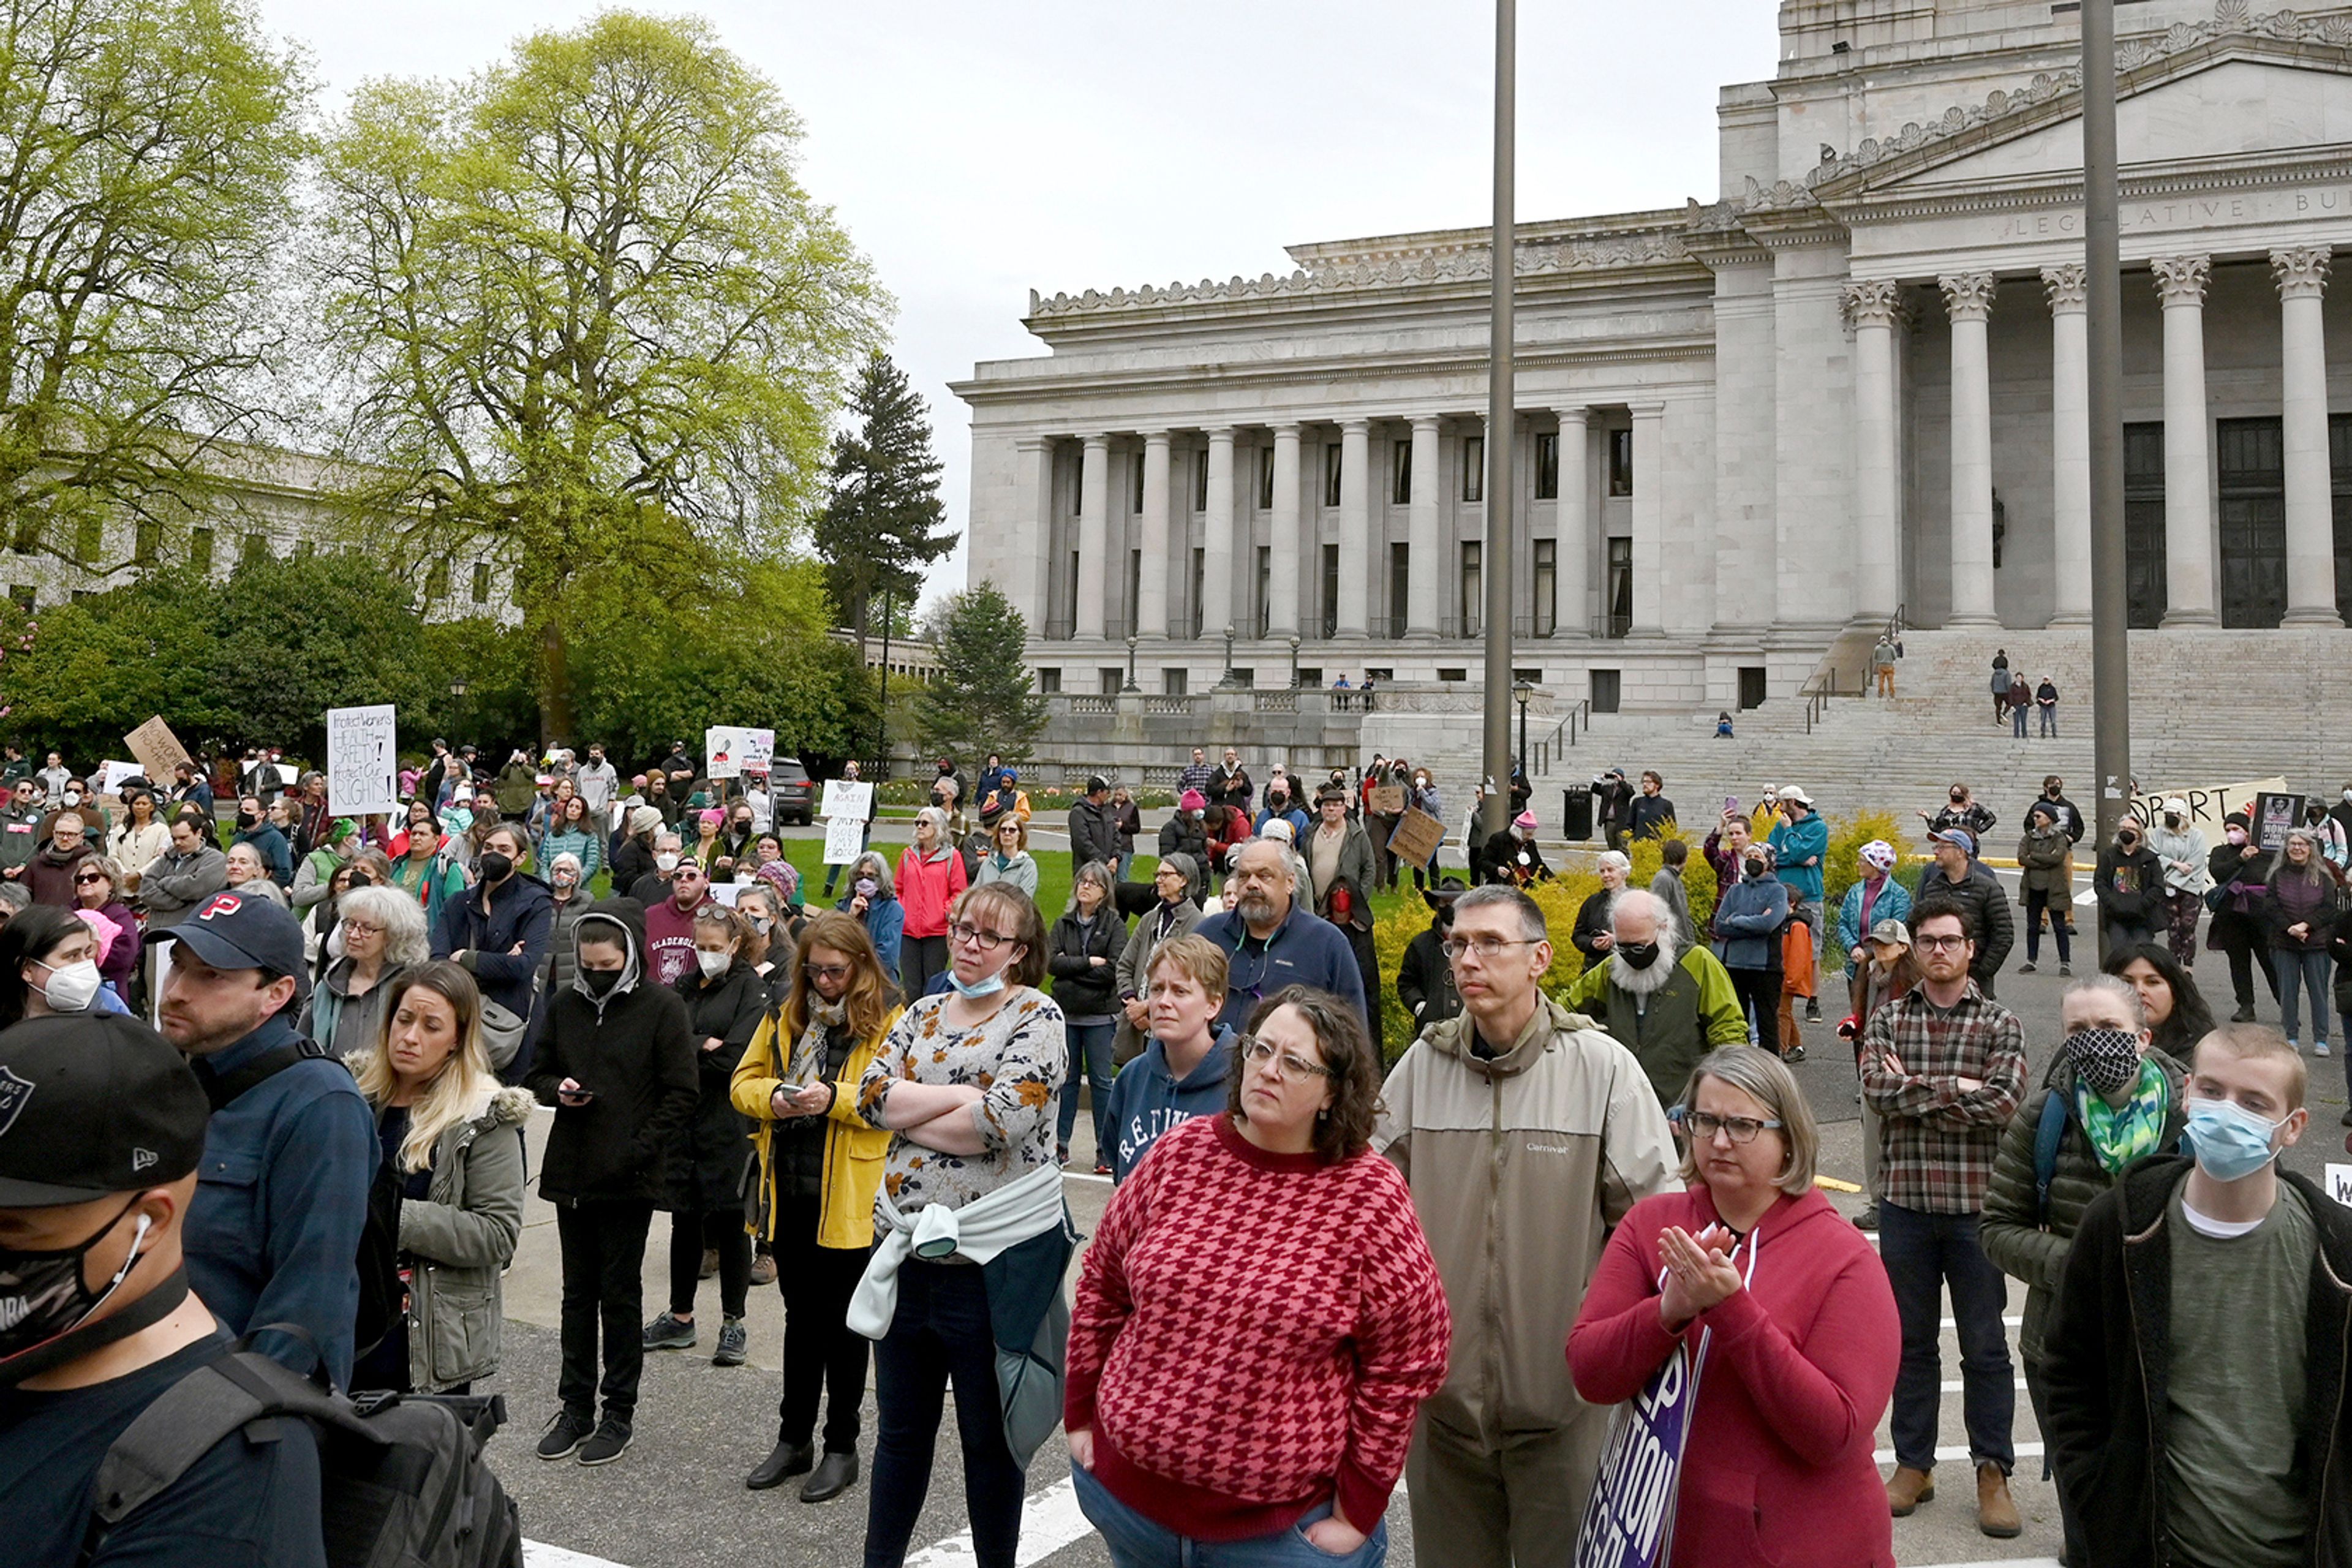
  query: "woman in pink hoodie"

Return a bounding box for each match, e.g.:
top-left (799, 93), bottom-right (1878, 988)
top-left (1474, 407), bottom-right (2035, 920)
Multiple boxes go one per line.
top-left (1568, 1045), bottom-right (1899, 1567)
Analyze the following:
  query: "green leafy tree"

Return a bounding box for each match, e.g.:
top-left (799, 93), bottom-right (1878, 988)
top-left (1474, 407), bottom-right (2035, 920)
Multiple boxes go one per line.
top-left (812, 352), bottom-right (956, 654)
top-left (309, 10), bottom-right (882, 737)
top-left (0, 0), bottom-right (311, 562)
top-left (914, 582), bottom-right (1047, 761)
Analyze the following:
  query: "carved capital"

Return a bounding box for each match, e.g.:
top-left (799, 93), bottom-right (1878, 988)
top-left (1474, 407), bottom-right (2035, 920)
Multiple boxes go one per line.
top-left (1938, 271), bottom-right (1997, 323)
top-left (2150, 255), bottom-right (2212, 307)
top-left (1841, 278), bottom-right (1904, 330)
top-left (2040, 263), bottom-right (2089, 314)
top-left (2272, 246), bottom-right (2332, 302)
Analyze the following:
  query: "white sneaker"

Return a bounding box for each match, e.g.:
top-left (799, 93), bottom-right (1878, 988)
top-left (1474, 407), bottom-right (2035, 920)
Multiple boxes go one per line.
top-left (2319, 1043), bottom-right (2334, 1058)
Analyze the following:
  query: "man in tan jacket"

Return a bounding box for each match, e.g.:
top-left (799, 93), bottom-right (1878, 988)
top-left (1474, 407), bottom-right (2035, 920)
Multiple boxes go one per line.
top-left (1375, 884), bottom-right (1679, 1568)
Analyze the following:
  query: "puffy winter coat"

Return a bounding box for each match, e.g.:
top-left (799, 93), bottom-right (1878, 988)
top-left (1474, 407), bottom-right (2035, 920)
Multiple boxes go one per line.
top-left (399, 1085), bottom-right (532, 1391)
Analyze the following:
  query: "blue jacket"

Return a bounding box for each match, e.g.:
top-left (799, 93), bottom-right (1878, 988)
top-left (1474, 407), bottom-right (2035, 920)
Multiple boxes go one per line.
top-left (1103, 1025), bottom-right (1236, 1182)
top-left (1834, 873), bottom-right (1915, 975)
top-left (232, 821), bottom-right (292, 886)
top-left (183, 1014), bottom-right (377, 1387)
top-left (1768, 809), bottom-right (1830, 902)
top-left (837, 889), bottom-right (904, 976)
top-left (434, 871), bottom-right (556, 1076)
top-left (1252, 806), bottom-right (1310, 842)
top-left (1196, 902), bottom-right (1369, 1036)
top-left (1712, 872), bottom-right (1792, 971)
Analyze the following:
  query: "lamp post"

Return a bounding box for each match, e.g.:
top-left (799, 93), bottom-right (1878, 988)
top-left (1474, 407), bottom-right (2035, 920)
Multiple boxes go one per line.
top-left (1123, 633), bottom-right (1140, 693)
top-left (1287, 634), bottom-right (1301, 689)
top-left (1218, 623), bottom-right (1236, 686)
top-left (448, 678), bottom-right (468, 744)
top-left (1513, 678), bottom-right (1534, 767)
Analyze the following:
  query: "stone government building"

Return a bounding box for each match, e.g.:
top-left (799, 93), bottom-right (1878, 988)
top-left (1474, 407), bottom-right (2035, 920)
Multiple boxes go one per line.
top-left (954, 0), bottom-right (2352, 719)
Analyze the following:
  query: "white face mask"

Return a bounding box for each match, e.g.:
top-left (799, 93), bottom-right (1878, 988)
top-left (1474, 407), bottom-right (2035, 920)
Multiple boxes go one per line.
top-left (655, 852), bottom-right (680, 872)
top-left (36, 958), bottom-right (102, 1013)
top-left (695, 948), bottom-right (730, 979)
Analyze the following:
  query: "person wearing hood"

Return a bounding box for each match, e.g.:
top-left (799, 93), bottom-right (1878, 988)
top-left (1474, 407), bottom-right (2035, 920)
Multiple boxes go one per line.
top-left (1571, 1046), bottom-right (1901, 1567)
top-left (524, 898), bottom-right (698, 1468)
top-left (643, 905), bottom-right (769, 1370)
top-left (432, 821), bottom-right (554, 1082)
top-left (2013, 804), bottom-right (2075, 976)
top-left (1378, 884), bottom-right (1680, 1566)
top-left (2209, 809), bottom-right (2280, 1020)
top-left (2094, 818), bottom-right (2168, 956)
top-left (1396, 878), bottom-right (1468, 1030)
top-left (836, 851), bottom-right (903, 978)
top-left (1716, 841), bottom-right (1792, 1051)
top-left (301, 884), bottom-right (428, 1058)
top-left (1158, 790), bottom-right (1209, 873)
top-left (1102, 938), bottom-right (1237, 1185)
top-left (349, 961), bottom-right (533, 1395)
top-left (1980, 975), bottom-right (2187, 1567)
top-left (1112, 852), bottom-right (1202, 1066)
top-left (974, 815), bottom-right (1039, 899)
top-left (2144, 795), bottom-right (2212, 967)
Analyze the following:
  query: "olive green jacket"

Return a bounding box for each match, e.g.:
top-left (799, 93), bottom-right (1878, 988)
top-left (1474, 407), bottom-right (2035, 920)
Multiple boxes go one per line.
top-left (398, 1085), bottom-right (533, 1392)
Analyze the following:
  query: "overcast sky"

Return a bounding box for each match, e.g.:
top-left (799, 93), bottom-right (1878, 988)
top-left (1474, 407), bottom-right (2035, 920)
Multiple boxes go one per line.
top-left (262, 1), bottom-right (1782, 612)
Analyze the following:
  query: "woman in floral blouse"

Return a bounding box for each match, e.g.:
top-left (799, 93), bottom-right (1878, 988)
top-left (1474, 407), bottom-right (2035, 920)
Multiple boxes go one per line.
top-left (856, 881), bottom-right (1066, 1567)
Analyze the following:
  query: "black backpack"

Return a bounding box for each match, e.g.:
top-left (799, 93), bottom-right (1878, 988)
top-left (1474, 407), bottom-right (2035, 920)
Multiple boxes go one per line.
top-left (86, 1333), bottom-right (521, 1568)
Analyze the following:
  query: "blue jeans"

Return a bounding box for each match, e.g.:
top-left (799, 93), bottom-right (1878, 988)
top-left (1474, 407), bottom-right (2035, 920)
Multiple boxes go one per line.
top-left (1879, 1202), bottom-right (2014, 1475)
top-left (2038, 704), bottom-right (2057, 736)
top-left (2275, 946), bottom-right (2332, 1047)
top-left (864, 1261), bottom-right (1026, 1567)
top-left (1058, 1020), bottom-right (1117, 1160)
top-left (1072, 1457), bottom-right (1387, 1568)
top-left (2011, 702), bottom-right (2027, 737)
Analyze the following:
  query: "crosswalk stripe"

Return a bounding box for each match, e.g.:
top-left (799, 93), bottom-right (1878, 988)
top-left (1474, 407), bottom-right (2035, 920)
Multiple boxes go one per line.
top-left (1877, 1441), bottom-right (2045, 1465)
top-left (524, 1543), bottom-right (630, 1568)
top-left (908, 1476), bottom-right (1095, 1568)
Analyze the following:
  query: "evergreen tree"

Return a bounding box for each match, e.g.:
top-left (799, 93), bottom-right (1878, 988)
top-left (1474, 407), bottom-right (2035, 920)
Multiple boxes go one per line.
top-left (914, 582), bottom-right (1047, 760)
top-left (813, 351), bottom-right (957, 653)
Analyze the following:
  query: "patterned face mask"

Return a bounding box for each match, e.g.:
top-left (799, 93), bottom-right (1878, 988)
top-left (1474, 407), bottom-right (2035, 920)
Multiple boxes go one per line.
top-left (2064, 1026), bottom-right (2143, 1098)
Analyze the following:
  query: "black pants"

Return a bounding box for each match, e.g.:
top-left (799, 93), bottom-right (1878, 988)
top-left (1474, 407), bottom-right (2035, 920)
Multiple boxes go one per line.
top-left (864, 1259), bottom-right (1024, 1568)
top-left (2221, 929), bottom-right (2280, 1008)
top-left (1727, 966), bottom-right (1780, 1045)
top-left (775, 1194), bottom-right (872, 1453)
top-left (2022, 888), bottom-right (2071, 965)
top-left (900, 933), bottom-right (949, 999)
top-left (667, 1207), bottom-right (750, 1320)
top-left (555, 1198), bottom-right (655, 1423)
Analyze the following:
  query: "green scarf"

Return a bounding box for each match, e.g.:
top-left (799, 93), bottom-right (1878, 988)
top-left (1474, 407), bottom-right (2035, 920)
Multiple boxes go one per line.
top-left (2074, 1057), bottom-right (2169, 1177)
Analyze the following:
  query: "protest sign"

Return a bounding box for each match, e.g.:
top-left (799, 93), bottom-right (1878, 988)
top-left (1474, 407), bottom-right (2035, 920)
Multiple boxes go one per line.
top-left (1368, 784), bottom-right (1407, 816)
top-left (123, 716), bottom-right (192, 783)
top-left (2328, 1164), bottom-right (2352, 1209)
top-left (823, 815), bottom-right (868, 865)
top-left (325, 705), bottom-right (399, 815)
top-left (1387, 807), bottom-right (1445, 867)
top-left (2253, 790), bottom-right (2305, 851)
top-left (821, 780), bottom-right (875, 821)
top-left (704, 726), bottom-right (775, 780)
top-left (2127, 775), bottom-right (2290, 829)
top-left (99, 760), bottom-right (142, 794)
top-left (1575, 1335), bottom-right (1705, 1567)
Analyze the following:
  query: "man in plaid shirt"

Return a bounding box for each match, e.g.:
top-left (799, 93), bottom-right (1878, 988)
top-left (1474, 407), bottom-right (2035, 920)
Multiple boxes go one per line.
top-left (1861, 896), bottom-right (2028, 1538)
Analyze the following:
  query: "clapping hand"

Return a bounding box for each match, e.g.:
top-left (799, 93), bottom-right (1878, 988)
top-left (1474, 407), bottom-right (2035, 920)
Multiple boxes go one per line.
top-left (1657, 1224), bottom-right (1743, 1327)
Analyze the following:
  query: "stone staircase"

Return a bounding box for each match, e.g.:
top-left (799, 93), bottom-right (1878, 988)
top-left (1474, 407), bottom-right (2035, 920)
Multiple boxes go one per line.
top-left (1529, 628), bottom-right (2352, 833)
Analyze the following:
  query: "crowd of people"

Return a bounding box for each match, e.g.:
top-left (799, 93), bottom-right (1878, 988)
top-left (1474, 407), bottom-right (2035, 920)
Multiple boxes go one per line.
top-left (11, 725), bottom-right (2352, 1568)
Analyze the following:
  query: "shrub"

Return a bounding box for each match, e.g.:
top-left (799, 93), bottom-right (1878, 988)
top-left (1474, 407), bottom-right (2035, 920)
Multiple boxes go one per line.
top-left (1821, 809), bottom-right (1906, 949)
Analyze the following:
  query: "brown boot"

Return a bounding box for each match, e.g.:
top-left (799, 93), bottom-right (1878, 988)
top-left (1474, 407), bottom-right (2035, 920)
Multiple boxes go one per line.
top-left (1886, 1464), bottom-right (1934, 1515)
top-left (1976, 1463), bottom-right (2021, 1538)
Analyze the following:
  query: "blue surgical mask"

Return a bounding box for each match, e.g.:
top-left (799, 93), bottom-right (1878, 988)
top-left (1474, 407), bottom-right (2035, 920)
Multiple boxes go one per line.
top-left (2184, 1096), bottom-right (2288, 1183)
top-left (949, 971), bottom-right (1006, 1000)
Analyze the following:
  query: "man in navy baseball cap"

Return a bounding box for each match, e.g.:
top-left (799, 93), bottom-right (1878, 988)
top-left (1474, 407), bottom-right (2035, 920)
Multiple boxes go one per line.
top-left (151, 890), bottom-right (374, 1386)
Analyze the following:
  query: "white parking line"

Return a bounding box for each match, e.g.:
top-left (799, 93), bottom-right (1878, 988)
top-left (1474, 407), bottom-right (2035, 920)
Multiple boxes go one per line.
top-left (524, 1543), bottom-right (631, 1568)
top-left (1877, 1441), bottom-right (2045, 1465)
top-left (907, 1476), bottom-right (1095, 1567)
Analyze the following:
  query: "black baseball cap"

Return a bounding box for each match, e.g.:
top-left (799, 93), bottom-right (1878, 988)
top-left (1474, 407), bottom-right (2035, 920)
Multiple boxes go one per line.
top-left (0, 1015), bottom-right (209, 1205)
top-left (148, 889), bottom-right (306, 979)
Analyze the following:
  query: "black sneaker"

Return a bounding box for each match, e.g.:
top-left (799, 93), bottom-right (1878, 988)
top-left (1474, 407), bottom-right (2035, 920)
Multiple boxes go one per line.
top-left (643, 1312), bottom-right (696, 1350)
top-left (577, 1417), bottom-right (633, 1466)
top-left (537, 1409), bottom-right (595, 1461)
top-left (1804, 1002), bottom-right (1822, 1022)
top-left (1853, 1204), bottom-right (1879, 1232)
top-left (2233, 1005), bottom-right (2258, 1023)
top-left (2016, 962), bottom-right (2037, 974)
top-left (714, 1316), bottom-right (748, 1367)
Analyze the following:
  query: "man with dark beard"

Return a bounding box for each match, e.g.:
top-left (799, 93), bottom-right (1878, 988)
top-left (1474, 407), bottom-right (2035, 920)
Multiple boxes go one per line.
top-left (1560, 889), bottom-right (1746, 1106)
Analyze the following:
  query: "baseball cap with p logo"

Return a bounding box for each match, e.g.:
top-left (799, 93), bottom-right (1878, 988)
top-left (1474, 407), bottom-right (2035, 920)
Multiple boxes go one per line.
top-left (149, 890), bottom-right (306, 979)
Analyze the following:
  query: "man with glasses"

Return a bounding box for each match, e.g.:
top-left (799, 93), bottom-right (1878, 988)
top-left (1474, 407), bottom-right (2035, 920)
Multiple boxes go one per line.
top-left (1195, 839), bottom-right (1365, 1036)
top-left (1374, 884), bottom-right (1677, 1568)
top-left (26, 809), bottom-right (96, 907)
top-left (639, 856), bottom-right (712, 989)
top-left (1861, 899), bottom-right (2027, 1537)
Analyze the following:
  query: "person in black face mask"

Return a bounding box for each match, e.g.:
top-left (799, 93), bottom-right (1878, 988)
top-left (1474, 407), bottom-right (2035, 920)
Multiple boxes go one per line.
top-left (0, 1012), bottom-right (328, 1567)
top-left (431, 822), bottom-right (553, 1084)
top-left (1562, 889), bottom-right (1750, 1107)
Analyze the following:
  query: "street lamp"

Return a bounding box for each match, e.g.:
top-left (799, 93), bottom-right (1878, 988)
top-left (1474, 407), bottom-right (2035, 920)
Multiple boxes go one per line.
top-left (1287, 634), bottom-right (1302, 689)
top-left (1218, 622), bottom-right (1237, 687)
top-left (448, 677), bottom-right (469, 748)
top-left (1513, 678), bottom-right (1535, 768)
top-left (1123, 633), bottom-right (1140, 693)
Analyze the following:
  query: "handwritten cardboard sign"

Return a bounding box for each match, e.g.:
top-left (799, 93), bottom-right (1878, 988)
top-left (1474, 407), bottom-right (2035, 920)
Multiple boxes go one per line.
top-left (820, 780), bottom-right (874, 821)
top-left (1387, 807), bottom-right (1445, 867)
top-left (123, 715), bottom-right (192, 783)
top-left (1368, 784), bottom-right (1407, 816)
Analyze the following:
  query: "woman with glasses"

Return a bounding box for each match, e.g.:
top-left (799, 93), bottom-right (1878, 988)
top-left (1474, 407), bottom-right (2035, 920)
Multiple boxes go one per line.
top-left (894, 806), bottom-right (968, 999)
top-left (1569, 1045), bottom-right (1898, 1566)
top-left (854, 883), bottom-right (1068, 1568)
top-left (974, 815), bottom-right (1039, 899)
top-left (837, 851), bottom-right (904, 982)
top-left (733, 910), bottom-right (900, 1502)
top-left (1050, 861), bottom-right (1128, 1172)
top-left (302, 884), bottom-right (431, 1057)
top-left (1066, 986), bottom-right (1449, 1566)
top-left (1111, 853), bottom-right (1202, 1068)
top-left (70, 856), bottom-right (140, 1004)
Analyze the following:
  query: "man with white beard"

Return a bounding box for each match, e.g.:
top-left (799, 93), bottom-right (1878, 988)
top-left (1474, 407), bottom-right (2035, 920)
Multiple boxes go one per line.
top-left (1561, 888), bottom-right (1747, 1106)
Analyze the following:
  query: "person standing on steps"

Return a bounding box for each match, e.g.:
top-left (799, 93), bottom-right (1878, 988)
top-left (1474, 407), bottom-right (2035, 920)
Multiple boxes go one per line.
top-left (2035, 676), bottom-right (2060, 736)
top-left (1874, 632), bottom-right (1899, 696)
top-left (1989, 649), bottom-right (2010, 725)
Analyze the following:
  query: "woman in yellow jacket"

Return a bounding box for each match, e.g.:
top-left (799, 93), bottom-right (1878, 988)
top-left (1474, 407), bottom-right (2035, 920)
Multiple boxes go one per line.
top-left (731, 908), bottom-right (900, 1505)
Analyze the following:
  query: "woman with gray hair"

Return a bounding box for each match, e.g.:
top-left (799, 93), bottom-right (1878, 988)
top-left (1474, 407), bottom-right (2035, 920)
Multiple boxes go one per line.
top-left (1570, 1044), bottom-right (1900, 1566)
top-left (1048, 860), bottom-right (1128, 1170)
top-left (2261, 825), bottom-right (2342, 1055)
top-left (894, 805), bottom-right (968, 997)
top-left (303, 882), bottom-right (430, 1056)
top-left (836, 849), bottom-right (903, 980)
top-left (1112, 851), bottom-right (1202, 1065)
top-left (1571, 851), bottom-right (1632, 974)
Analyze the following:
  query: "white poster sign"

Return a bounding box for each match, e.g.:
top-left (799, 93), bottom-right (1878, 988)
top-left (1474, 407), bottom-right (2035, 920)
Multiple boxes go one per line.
top-left (708, 881), bottom-right (744, 907)
top-left (820, 780), bottom-right (874, 821)
top-left (704, 726), bottom-right (775, 780)
top-left (99, 760), bottom-right (141, 794)
top-left (823, 815), bottom-right (868, 865)
top-left (2328, 1164), bottom-right (2352, 1208)
top-left (2127, 775), bottom-right (2291, 830)
top-left (325, 704), bottom-right (399, 815)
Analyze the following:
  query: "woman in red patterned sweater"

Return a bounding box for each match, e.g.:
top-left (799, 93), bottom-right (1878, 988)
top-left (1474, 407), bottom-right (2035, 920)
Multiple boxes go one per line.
top-left (1065, 986), bottom-right (1449, 1566)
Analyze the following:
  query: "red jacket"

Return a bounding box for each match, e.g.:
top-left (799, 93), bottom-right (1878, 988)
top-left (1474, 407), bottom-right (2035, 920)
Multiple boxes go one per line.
top-left (895, 845), bottom-right (967, 940)
top-left (1567, 1186), bottom-right (1898, 1568)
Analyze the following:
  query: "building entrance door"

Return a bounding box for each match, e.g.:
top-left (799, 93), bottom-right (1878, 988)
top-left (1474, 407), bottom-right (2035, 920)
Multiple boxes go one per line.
top-left (2218, 417), bottom-right (2286, 628)
top-left (2124, 423), bottom-right (2166, 628)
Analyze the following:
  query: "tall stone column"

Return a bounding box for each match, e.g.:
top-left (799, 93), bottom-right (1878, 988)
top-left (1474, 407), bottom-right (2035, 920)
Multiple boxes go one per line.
top-left (2043, 264), bottom-right (2094, 625)
top-left (1555, 407), bottom-right (1589, 636)
top-left (2275, 247), bottom-right (2342, 626)
top-left (1408, 416), bottom-right (1441, 636)
top-left (1136, 431), bottom-right (1172, 639)
top-left (1940, 272), bottom-right (2000, 627)
top-left (2153, 255), bottom-right (2218, 626)
top-left (1015, 437), bottom-right (1054, 631)
top-left (1267, 423), bottom-right (1302, 636)
top-left (1201, 428), bottom-right (1236, 639)
top-left (1628, 403), bottom-right (1666, 636)
top-left (1336, 419), bottom-right (1370, 636)
top-left (1842, 280), bottom-right (1902, 624)
top-left (1076, 432), bottom-right (1110, 638)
